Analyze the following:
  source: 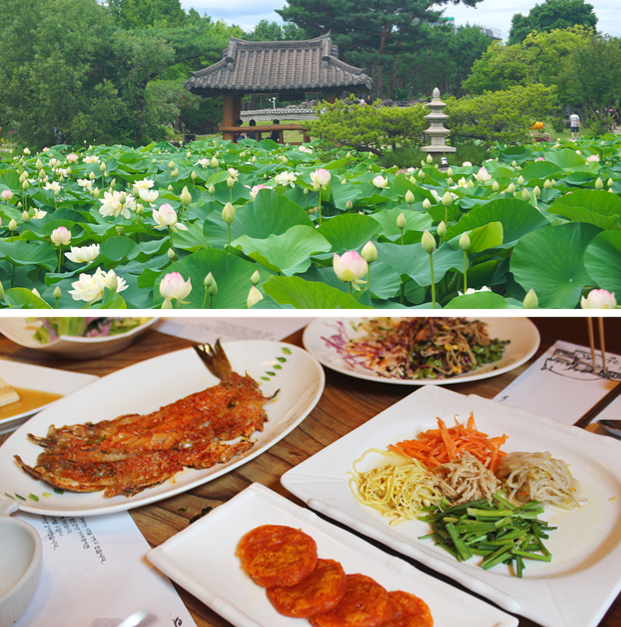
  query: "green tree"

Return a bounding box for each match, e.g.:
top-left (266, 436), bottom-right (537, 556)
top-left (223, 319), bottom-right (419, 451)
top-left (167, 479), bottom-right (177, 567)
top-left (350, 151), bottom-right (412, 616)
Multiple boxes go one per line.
top-left (445, 83), bottom-right (557, 143)
top-left (277, 0), bottom-right (483, 98)
top-left (104, 0), bottom-right (187, 29)
top-left (244, 19), bottom-right (307, 41)
top-left (463, 26), bottom-right (591, 94)
top-left (508, 0), bottom-right (597, 45)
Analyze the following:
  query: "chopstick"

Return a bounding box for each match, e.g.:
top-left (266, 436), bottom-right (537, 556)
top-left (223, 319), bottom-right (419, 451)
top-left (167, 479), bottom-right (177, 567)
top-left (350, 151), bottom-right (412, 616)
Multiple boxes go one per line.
top-left (574, 317), bottom-right (615, 428)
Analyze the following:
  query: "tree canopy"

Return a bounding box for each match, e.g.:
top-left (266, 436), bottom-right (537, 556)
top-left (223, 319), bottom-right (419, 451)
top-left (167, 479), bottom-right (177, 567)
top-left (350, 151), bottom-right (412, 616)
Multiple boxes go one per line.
top-left (508, 0), bottom-right (597, 45)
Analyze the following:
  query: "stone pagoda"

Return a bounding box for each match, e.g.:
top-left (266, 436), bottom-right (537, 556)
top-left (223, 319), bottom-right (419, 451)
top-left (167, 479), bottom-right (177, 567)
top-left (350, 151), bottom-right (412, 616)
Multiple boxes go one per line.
top-left (421, 88), bottom-right (456, 155)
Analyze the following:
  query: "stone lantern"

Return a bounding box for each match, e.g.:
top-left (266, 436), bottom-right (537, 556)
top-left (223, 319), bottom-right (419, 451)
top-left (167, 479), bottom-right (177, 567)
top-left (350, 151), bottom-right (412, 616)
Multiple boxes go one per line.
top-left (421, 88), bottom-right (456, 156)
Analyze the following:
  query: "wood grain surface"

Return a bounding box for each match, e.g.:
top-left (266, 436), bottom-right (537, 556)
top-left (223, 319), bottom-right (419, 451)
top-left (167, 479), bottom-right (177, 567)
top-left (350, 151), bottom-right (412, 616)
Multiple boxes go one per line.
top-left (1, 315), bottom-right (619, 627)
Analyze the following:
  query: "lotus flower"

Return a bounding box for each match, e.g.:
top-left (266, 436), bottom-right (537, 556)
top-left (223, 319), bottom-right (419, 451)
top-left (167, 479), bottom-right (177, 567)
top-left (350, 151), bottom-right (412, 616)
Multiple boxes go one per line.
top-left (247, 285), bottom-right (264, 308)
top-left (372, 175), bottom-right (388, 189)
top-left (152, 203), bottom-right (187, 231)
top-left (587, 154), bottom-right (600, 162)
top-left (139, 188), bottom-right (158, 203)
top-left (69, 268), bottom-right (128, 303)
top-left (67, 153), bottom-right (79, 163)
top-left (1, 189), bottom-right (13, 201)
top-left (249, 184), bottom-right (269, 199)
top-left (99, 190), bottom-right (135, 219)
top-left (51, 226), bottom-right (71, 246)
top-left (475, 167), bottom-right (491, 183)
top-left (310, 168), bottom-right (331, 188)
top-left (65, 243), bottom-right (100, 264)
top-left (274, 172), bottom-right (297, 187)
top-left (333, 251), bottom-right (367, 290)
top-left (160, 272), bottom-right (192, 305)
top-left (581, 289), bottom-right (617, 309)
top-left (134, 178), bottom-right (155, 190)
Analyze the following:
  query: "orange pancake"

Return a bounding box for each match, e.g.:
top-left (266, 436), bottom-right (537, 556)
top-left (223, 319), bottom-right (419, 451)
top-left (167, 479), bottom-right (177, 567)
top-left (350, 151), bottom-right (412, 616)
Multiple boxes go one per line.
top-left (237, 524), bottom-right (318, 588)
top-left (382, 591), bottom-right (433, 627)
top-left (267, 558), bottom-right (347, 618)
top-left (309, 573), bottom-right (394, 627)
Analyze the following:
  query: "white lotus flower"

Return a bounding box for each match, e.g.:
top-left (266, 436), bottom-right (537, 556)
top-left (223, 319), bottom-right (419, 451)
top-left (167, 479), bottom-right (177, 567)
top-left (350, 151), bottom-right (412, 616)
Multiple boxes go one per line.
top-left (65, 243), bottom-right (100, 264)
top-left (139, 188), bottom-right (159, 203)
top-left (44, 181), bottom-right (62, 192)
top-left (77, 178), bottom-right (93, 191)
top-left (69, 268), bottom-right (128, 303)
top-left (581, 289), bottom-right (617, 309)
top-left (274, 171), bottom-right (297, 187)
top-left (152, 203), bottom-right (187, 231)
top-left (99, 190), bottom-right (135, 219)
top-left (458, 286), bottom-right (492, 296)
top-left (474, 167), bottom-right (492, 183)
top-left (372, 175), bottom-right (388, 189)
top-left (31, 210), bottom-right (48, 219)
top-left (83, 155), bottom-right (100, 163)
top-left (134, 178), bottom-right (154, 190)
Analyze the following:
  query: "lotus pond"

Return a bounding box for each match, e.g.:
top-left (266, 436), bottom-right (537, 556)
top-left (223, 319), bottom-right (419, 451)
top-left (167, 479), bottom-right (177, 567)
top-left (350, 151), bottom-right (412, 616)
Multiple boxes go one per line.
top-left (0, 136), bottom-right (620, 310)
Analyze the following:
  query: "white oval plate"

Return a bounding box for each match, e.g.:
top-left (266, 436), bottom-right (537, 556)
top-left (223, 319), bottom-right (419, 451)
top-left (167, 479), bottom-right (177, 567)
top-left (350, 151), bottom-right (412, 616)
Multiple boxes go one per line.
top-left (0, 317), bottom-right (158, 359)
top-left (303, 317), bottom-right (540, 385)
top-left (0, 341), bottom-right (324, 516)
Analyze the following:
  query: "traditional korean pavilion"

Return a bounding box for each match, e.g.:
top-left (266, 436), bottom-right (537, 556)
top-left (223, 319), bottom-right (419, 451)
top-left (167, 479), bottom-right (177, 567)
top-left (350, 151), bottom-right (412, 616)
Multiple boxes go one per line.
top-left (184, 34), bottom-right (372, 140)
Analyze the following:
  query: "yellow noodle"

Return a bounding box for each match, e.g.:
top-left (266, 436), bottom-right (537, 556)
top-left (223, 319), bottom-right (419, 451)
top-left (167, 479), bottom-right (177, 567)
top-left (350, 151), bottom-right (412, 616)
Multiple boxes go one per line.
top-left (349, 449), bottom-right (443, 525)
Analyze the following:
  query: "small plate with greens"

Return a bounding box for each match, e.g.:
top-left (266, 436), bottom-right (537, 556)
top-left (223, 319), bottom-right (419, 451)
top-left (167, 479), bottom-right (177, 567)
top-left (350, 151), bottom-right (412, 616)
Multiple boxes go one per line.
top-left (303, 317), bottom-right (540, 385)
top-left (0, 317), bottom-right (158, 359)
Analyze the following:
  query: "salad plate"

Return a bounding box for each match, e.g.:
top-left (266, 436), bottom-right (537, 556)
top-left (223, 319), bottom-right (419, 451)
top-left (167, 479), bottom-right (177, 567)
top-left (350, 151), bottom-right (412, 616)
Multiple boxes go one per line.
top-left (303, 316), bottom-right (540, 385)
top-left (147, 482), bottom-right (518, 627)
top-left (281, 385), bottom-right (621, 627)
top-left (0, 317), bottom-right (158, 359)
top-left (0, 361), bottom-right (97, 435)
top-left (0, 341), bottom-right (324, 516)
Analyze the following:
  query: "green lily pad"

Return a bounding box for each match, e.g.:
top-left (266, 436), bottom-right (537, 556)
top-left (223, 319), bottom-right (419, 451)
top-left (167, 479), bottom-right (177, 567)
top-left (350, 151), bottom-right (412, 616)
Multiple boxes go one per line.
top-left (584, 231), bottom-right (621, 298)
top-left (3, 287), bottom-right (53, 309)
top-left (0, 240), bottom-right (57, 271)
top-left (316, 214), bottom-right (380, 252)
top-left (511, 222), bottom-right (601, 308)
top-left (547, 189), bottom-right (621, 230)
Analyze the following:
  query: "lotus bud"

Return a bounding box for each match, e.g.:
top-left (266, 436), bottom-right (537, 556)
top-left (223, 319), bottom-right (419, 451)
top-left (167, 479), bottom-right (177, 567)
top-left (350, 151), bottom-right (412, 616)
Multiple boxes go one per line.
top-left (420, 159), bottom-right (426, 167)
top-left (595, 177), bottom-right (604, 190)
top-left (171, 168), bottom-right (179, 178)
top-left (421, 230), bottom-right (436, 254)
top-left (207, 273), bottom-right (218, 295)
top-left (396, 213), bottom-right (407, 229)
top-left (180, 186), bottom-right (192, 205)
top-left (211, 157), bottom-right (219, 168)
top-left (17, 202), bottom-right (22, 209)
top-left (522, 188), bottom-right (531, 202)
top-left (361, 241), bottom-right (378, 263)
top-left (492, 181), bottom-right (499, 192)
top-left (341, 178), bottom-right (347, 185)
top-left (116, 226), bottom-right (124, 235)
top-left (437, 221), bottom-right (447, 238)
top-left (523, 288), bottom-right (538, 309)
top-left (190, 171), bottom-right (197, 183)
top-left (186, 151), bottom-right (192, 158)
top-left (1, 189), bottom-right (13, 201)
top-left (105, 271), bottom-right (119, 293)
top-left (89, 171), bottom-right (96, 180)
top-left (533, 185), bottom-right (541, 197)
top-left (447, 167), bottom-right (453, 176)
top-left (408, 175), bottom-right (416, 184)
top-left (609, 188), bottom-right (614, 193)
top-left (0, 281), bottom-right (3, 300)
top-left (54, 189), bottom-right (60, 198)
top-left (66, 167), bottom-right (72, 176)
top-left (39, 169), bottom-right (45, 179)
top-left (152, 158), bottom-right (157, 163)
top-left (227, 177), bottom-right (235, 188)
top-left (467, 179), bottom-right (475, 188)
top-left (247, 285), bottom-right (264, 308)
top-left (22, 210), bottom-right (29, 222)
top-left (511, 160), bottom-right (518, 167)
top-left (459, 232), bottom-right (471, 251)
top-left (250, 270), bottom-right (261, 286)
top-left (22, 179), bottom-right (30, 190)
top-left (517, 175), bottom-right (525, 186)
top-left (405, 190), bottom-right (415, 205)
top-left (100, 162), bottom-right (106, 173)
top-left (608, 178), bottom-right (614, 187)
top-left (117, 192), bottom-right (126, 205)
top-left (426, 154), bottom-right (433, 163)
top-left (252, 156), bottom-right (257, 163)
top-left (53, 285), bottom-right (61, 300)
top-left (168, 161), bottom-right (175, 169)
top-left (346, 200), bottom-right (353, 210)
top-left (222, 202), bottom-right (235, 224)
top-left (417, 170), bottom-right (426, 180)
top-left (543, 179), bottom-right (552, 189)
top-left (168, 185), bottom-right (174, 191)
top-left (422, 198), bottom-right (431, 210)
top-left (32, 287), bottom-right (41, 298)
top-left (447, 177), bottom-right (453, 185)
top-left (507, 182), bottom-right (516, 194)
top-left (442, 191), bottom-right (452, 206)
top-left (36, 158), bottom-right (43, 170)
top-left (207, 185), bottom-right (215, 196)
top-left (303, 188), bottom-right (309, 195)
top-left (167, 248), bottom-right (175, 259)
top-left (8, 219), bottom-right (16, 232)
top-left (93, 187), bottom-right (100, 198)
top-left (19, 172), bottom-right (27, 183)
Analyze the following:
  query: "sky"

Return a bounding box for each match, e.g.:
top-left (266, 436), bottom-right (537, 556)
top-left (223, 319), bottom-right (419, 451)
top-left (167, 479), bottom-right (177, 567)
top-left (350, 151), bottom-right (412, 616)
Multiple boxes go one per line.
top-left (179, 0), bottom-right (621, 39)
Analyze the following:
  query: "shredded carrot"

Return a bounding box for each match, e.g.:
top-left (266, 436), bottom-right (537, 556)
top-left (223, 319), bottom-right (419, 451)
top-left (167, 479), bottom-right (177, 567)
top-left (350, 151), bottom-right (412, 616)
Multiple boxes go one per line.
top-left (387, 414), bottom-right (508, 472)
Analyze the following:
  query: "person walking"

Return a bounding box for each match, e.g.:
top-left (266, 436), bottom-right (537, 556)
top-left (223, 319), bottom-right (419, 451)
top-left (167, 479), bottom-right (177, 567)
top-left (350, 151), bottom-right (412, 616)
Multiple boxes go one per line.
top-left (569, 111), bottom-right (580, 140)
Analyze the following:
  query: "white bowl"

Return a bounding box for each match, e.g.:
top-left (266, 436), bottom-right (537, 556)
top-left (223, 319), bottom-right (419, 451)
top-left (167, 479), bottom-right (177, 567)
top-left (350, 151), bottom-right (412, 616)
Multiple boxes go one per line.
top-left (0, 317), bottom-right (159, 359)
top-left (0, 501), bottom-right (42, 627)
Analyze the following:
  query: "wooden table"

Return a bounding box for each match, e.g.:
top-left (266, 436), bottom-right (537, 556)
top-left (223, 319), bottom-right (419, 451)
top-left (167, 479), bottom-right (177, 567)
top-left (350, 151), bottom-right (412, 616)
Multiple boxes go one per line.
top-left (1, 317), bottom-right (619, 627)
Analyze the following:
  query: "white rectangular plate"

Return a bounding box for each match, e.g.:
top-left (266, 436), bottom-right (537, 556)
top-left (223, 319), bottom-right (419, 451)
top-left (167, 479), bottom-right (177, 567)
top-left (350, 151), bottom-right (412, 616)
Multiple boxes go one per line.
top-left (147, 483), bottom-right (518, 627)
top-left (281, 386), bottom-right (621, 627)
top-left (0, 341), bottom-right (324, 516)
top-left (0, 360), bottom-right (97, 434)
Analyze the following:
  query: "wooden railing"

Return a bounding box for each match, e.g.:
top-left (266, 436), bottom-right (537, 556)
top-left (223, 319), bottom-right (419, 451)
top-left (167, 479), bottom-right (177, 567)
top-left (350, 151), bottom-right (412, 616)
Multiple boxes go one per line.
top-left (219, 123), bottom-right (310, 144)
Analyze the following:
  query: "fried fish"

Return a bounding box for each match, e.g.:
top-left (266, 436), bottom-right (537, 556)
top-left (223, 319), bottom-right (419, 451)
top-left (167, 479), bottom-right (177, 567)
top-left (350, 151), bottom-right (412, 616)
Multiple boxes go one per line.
top-left (15, 340), bottom-right (274, 497)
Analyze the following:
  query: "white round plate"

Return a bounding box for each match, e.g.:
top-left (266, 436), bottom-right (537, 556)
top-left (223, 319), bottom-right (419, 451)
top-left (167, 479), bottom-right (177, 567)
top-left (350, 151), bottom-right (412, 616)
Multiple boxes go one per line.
top-left (0, 318), bottom-right (158, 359)
top-left (303, 317), bottom-right (540, 385)
top-left (0, 341), bottom-right (324, 516)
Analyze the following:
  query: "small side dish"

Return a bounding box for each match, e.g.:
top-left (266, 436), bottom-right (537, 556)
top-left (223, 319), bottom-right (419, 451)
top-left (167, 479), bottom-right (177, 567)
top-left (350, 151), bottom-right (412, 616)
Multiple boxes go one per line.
top-left (28, 317), bottom-right (151, 343)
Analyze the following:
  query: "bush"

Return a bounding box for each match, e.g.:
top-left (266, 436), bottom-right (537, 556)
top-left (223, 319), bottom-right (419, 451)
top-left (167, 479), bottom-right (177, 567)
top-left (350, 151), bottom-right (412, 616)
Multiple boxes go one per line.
top-left (306, 98), bottom-right (429, 156)
top-left (445, 84), bottom-right (557, 144)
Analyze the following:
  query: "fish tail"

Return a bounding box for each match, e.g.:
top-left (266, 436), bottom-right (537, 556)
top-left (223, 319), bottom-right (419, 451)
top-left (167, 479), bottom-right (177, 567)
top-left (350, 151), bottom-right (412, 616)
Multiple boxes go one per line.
top-left (193, 339), bottom-right (233, 380)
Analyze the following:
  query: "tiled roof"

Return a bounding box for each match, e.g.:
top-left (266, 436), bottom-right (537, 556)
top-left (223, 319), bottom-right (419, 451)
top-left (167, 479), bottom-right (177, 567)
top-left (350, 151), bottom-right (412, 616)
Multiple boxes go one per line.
top-left (185, 34), bottom-right (372, 96)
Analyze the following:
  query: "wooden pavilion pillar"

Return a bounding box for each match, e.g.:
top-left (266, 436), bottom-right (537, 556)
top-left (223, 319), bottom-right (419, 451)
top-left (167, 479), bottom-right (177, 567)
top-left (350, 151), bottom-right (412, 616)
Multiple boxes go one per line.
top-left (222, 95), bottom-right (242, 141)
top-left (325, 92), bottom-right (337, 104)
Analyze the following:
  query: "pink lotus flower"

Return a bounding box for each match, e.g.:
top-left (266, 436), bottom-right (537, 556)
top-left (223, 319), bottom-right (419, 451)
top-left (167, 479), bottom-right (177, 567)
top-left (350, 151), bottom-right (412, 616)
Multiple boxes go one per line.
top-left (67, 153), bottom-right (79, 163)
top-left (581, 289), bottom-right (617, 309)
top-left (152, 203), bottom-right (178, 227)
top-left (249, 184), bottom-right (269, 199)
top-left (333, 251), bottom-right (368, 291)
top-left (536, 157), bottom-right (546, 161)
top-left (310, 168), bottom-right (331, 188)
top-left (1, 189), bottom-right (13, 201)
top-left (51, 226), bottom-right (71, 246)
top-left (160, 272), bottom-right (192, 304)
